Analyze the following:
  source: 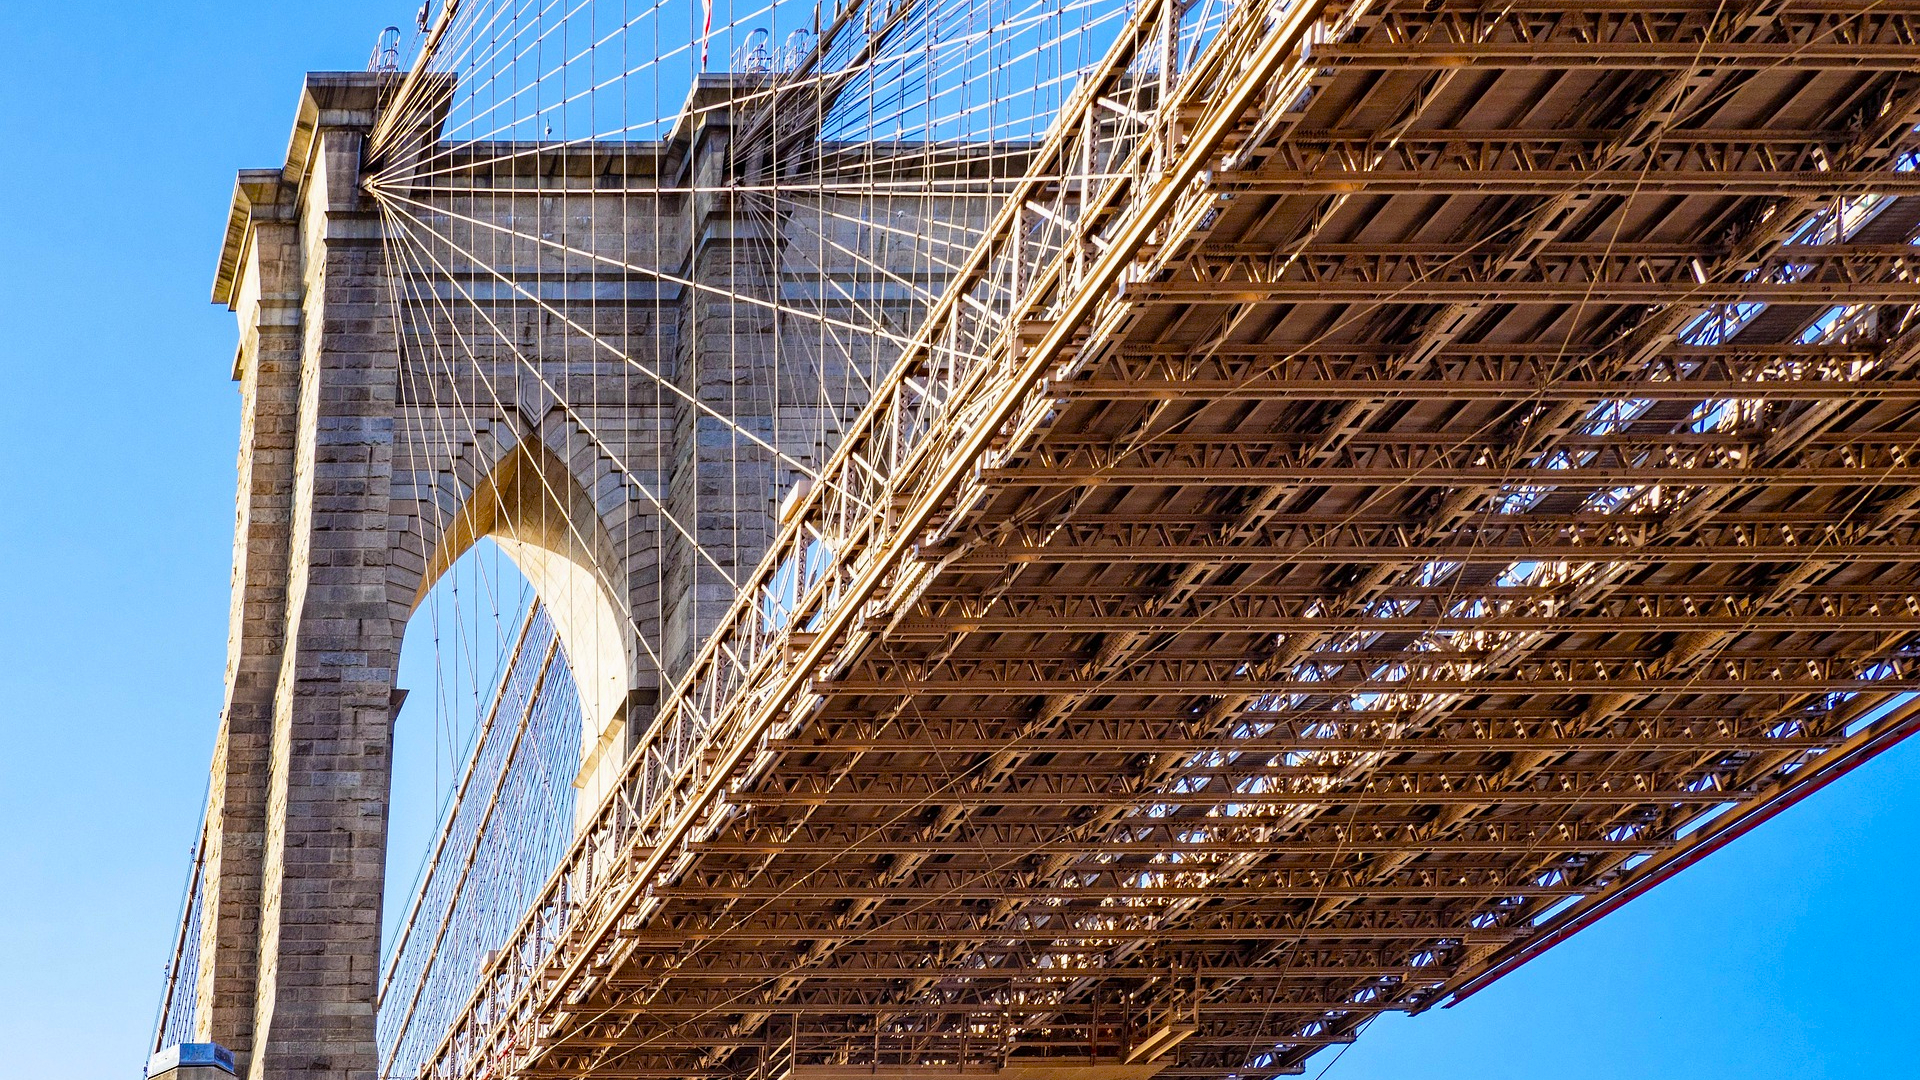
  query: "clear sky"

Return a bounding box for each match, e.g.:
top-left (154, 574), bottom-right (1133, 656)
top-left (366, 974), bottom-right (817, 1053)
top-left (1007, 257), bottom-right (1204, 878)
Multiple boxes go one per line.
top-left (0, 4), bottom-right (1914, 1079)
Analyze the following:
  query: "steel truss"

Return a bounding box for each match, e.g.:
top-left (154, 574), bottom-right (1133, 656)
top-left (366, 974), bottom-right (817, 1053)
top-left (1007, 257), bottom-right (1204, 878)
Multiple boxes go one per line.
top-left (409, 1), bottom-right (1920, 1079)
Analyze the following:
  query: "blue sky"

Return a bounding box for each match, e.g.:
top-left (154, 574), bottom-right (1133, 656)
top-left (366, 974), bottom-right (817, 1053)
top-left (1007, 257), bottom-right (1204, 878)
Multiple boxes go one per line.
top-left (0, 3), bottom-right (1914, 1078)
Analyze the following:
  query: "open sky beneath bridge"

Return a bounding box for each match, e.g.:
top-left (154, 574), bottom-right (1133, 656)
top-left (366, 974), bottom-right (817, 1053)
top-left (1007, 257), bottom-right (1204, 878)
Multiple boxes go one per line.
top-left (0, 3), bottom-right (1915, 1078)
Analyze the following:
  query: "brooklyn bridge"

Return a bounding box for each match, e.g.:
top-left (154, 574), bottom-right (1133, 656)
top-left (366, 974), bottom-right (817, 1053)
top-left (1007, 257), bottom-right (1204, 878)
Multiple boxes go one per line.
top-left (147, 0), bottom-right (1920, 1077)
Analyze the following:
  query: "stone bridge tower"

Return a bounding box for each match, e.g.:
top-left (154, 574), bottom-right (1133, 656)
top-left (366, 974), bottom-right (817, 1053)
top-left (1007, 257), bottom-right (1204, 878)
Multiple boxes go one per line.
top-left (188, 70), bottom-right (953, 1080)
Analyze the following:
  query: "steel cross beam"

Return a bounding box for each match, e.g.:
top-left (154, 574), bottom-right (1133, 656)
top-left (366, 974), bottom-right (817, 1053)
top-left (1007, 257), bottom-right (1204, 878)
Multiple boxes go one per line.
top-left (1119, 279), bottom-right (1920, 304)
top-left (1209, 171), bottom-right (1920, 195)
top-left (1068, 343), bottom-right (1901, 399)
top-left (982, 464), bottom-right (1920, 485)
top-left (1307, 43), bottom-right (1920, 69)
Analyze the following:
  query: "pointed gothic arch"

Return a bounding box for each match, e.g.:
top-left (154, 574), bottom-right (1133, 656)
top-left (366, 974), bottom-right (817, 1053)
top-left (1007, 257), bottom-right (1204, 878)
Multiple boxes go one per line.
top-left (406, 435), bottom-right (640, 813)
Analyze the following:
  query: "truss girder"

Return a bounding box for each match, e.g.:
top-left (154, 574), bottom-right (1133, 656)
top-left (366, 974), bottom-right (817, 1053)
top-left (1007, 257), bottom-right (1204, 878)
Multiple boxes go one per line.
top-left (415, 2), bottom-right (1920, 1079)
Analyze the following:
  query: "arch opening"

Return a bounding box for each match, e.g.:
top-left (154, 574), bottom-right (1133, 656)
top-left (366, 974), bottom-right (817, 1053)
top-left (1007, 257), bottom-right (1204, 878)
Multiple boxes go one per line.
top-left (406, 436), bottom-right (642, 815)
top-left (379, 435), bottom-right (644, 1077)
top-left (381, 543), bottom-right (582, 1080)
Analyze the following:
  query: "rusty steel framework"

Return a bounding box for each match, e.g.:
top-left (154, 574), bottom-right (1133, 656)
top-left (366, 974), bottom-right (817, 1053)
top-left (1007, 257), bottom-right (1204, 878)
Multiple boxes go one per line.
top-left (162, 0), bottom-right (1920, 1078)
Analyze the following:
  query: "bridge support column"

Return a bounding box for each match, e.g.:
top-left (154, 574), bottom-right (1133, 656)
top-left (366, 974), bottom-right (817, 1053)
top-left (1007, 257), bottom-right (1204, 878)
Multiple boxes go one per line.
top-left (205, 74), bottom-right (399, 1080)
top-left (197, 168), bottom-right (299, 1065)
top-left (663, 82), bottom-right (783, 683)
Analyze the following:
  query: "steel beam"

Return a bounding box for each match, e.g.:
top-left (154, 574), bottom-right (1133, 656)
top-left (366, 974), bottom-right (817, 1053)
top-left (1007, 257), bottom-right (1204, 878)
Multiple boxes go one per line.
top-left (1305, 43), bottom-right (1920, 70)
top-left (1116, 280), bottom-right (1920, 305)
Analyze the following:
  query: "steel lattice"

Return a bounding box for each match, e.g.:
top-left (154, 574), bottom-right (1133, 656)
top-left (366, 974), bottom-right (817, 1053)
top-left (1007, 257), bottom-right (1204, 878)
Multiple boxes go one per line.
top-left (155, 0), bottom-right (1920, 1078)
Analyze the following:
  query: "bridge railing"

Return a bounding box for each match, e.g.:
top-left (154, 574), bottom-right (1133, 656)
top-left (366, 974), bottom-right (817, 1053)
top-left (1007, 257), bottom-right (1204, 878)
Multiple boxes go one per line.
top-left (421, 0), bottom-right (1360, 1075)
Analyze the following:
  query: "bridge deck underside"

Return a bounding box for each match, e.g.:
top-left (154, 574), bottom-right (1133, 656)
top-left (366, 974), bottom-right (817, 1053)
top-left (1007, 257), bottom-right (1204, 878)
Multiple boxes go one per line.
top-left (526, 5), bottom-right (1920, 1078)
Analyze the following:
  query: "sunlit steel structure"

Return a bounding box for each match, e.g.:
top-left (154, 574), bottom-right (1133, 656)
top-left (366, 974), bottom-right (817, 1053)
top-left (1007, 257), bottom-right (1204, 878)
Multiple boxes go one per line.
top-left (154, 1), bottom-right (1920, 1079)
